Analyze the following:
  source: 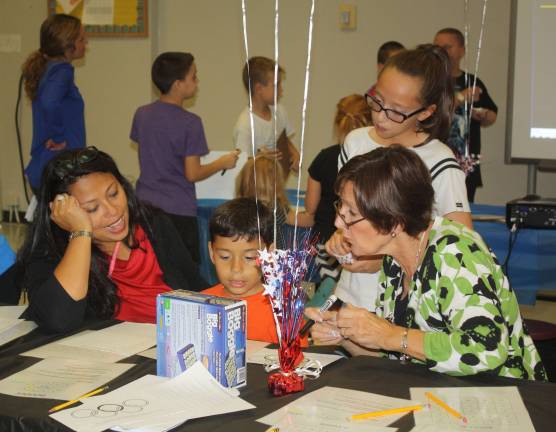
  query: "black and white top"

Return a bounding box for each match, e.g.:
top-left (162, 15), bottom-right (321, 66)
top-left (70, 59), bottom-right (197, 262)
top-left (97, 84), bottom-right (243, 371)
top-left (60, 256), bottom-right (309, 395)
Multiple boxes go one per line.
top-left (339, 127), bottom-right (470, 215)
top-left (333, 127), bottom-right (470, 311)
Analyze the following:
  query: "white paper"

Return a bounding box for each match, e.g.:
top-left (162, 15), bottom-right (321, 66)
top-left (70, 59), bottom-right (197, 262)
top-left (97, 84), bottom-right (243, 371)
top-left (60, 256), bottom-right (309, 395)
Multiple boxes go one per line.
top-left (0, 306), bottom-right (37, 347)
top-left (82, 0), bottom-right (114, 25)
top-left (0, 305), bottom-right (27, 324)
top-left (0, 358), bottom-right (134, 400)
top-left (247, 347), bottom-right (342, 369)
top-left (57, 322), bottom-right (156, 358)
top-left (246, 339), bottom-right (270, 356)
top-left (51, 362), bottom-right (255, 432)
top-left (258, 386), bottom-right (414, 429)
top-left (137, 347), bottom-right (157, 360)
top-left (410, 387), bottom-right (535, 432)
top-left (58, 0), bottom-right (83, 14)
top-left (195, 151), bottom-right (248, 199)
top-left (22, 339), bottom-right (126, 363)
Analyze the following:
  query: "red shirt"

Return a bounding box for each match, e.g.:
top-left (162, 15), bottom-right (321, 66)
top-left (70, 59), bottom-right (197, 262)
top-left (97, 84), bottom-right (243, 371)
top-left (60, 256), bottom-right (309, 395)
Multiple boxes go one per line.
top-left (202, 284), bottom-right (308, 346)
top-left (110, 226), bottom-right (171, 323)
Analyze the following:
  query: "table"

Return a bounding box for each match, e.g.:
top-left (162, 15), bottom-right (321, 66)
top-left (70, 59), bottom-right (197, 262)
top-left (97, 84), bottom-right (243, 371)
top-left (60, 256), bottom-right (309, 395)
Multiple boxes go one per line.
top-left (471, 204), bottom-right (556, 305)
top-left (1, 320), bottom-right (555, 431)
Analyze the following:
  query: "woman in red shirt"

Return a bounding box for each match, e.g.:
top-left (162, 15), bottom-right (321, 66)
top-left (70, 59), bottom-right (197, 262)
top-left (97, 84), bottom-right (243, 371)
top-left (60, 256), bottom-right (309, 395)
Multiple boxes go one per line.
top-left (19, 147), bottom-right (207, 333)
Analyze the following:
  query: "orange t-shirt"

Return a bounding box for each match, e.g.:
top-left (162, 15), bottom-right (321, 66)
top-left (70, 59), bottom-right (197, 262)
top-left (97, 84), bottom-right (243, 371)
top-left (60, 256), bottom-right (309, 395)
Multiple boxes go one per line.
top-left (202, 284), bottom-right (308, 346)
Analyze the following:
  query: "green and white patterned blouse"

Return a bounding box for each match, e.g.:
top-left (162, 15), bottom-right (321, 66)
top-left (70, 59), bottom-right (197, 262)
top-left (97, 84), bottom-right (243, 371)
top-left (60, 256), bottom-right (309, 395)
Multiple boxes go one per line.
top-left (377, 217), bottom-right (546, 380)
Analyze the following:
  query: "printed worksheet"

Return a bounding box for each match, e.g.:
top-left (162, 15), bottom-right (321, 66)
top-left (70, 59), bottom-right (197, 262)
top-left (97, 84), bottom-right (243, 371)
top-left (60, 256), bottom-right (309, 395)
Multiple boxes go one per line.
top-left (410, 387), bottom-right (535, 432)
top-left (0, 358), bottom-right (133, 400)
top-left (259, 386), bottom-right (414, 429)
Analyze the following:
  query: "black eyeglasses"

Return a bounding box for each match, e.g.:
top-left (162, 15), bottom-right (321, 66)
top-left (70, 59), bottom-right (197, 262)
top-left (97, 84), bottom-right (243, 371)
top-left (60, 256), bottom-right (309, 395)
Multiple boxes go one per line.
top-left (365, 93), bottom-right (426, 124)
top-left (53, 146), bottom-right (99, 180)
top-left (333, 199), bottom-right (366, 229)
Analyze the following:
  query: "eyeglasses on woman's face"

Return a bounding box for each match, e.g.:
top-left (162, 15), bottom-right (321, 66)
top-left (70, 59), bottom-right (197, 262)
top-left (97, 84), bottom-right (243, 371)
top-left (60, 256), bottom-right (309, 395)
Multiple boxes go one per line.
top-left (53, 146), bottom-right (99, 180)
top-left (333, 199), bottom-right (366, 229)
top-left (365, 93), bottom-right (426, 124)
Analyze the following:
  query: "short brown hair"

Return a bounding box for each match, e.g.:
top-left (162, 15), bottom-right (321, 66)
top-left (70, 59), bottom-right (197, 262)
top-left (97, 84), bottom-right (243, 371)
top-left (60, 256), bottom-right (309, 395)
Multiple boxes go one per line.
top-left (242, 56), bottom-right (284, 92)
top-left (335, 145), bottom-right (433, 237)
top-left (436, 28), bottom-right (465, 47)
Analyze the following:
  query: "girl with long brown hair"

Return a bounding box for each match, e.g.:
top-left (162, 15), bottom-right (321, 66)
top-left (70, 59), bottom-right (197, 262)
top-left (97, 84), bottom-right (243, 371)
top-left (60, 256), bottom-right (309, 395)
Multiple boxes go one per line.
top-left (22, 14), bottom-right (88, 192)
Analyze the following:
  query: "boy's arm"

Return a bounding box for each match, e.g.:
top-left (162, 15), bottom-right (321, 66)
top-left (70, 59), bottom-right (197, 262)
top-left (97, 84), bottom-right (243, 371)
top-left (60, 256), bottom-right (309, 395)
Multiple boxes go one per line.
top-left (184, 151), bottom-right (239, 183)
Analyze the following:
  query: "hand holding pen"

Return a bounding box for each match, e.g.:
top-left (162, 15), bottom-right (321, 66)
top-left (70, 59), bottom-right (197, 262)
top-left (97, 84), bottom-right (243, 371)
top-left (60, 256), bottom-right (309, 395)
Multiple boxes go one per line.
top-left (301, 295), bottom-right (344, 336)
top-left (220, 149), bottom-right (241, 175)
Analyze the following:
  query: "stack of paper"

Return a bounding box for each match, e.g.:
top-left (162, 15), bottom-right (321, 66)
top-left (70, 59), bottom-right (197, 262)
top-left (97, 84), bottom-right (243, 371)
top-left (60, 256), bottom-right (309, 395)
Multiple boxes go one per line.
top-left (0, 305), bottom-right (37, 347)
top-left (0, 357), bottom-right (134, 400)
top-left (51, 362), bottom-right (255, 432)
top-left (410, 386), bottom-right (535, 432)
top-left (23, 322), bottom-right (156, 362)
top-left (258, 386), bottom-right (412, 432)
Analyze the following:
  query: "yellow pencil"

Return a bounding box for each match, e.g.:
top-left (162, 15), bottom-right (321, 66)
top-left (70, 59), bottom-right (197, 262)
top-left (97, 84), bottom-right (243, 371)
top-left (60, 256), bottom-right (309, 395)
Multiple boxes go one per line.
top-left (48, 385), bottom-right (109, 413)
top-left (425, 391), bottom-right (467, 423)
top-left (350, 404), bottom-right (423, 420)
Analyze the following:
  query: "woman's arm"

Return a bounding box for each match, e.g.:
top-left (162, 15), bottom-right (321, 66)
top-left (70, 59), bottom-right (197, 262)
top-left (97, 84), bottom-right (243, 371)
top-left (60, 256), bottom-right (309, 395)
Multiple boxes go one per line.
top-left (444, 211), bottom-right (473, 230)
top-left (49, 194), bottom-right (93, 300)
top-left (41, 63), bottom-right (73, 146)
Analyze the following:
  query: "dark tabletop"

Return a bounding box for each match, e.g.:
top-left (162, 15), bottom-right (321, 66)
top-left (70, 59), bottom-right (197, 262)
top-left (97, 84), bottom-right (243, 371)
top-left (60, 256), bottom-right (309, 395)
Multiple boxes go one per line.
top-left (1, 320), bottom-right (555, 432)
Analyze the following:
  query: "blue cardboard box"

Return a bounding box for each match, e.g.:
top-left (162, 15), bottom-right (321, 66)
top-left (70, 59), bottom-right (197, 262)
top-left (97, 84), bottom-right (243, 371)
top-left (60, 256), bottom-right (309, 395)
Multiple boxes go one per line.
top-left (156, 290), bottom-right (247, 388)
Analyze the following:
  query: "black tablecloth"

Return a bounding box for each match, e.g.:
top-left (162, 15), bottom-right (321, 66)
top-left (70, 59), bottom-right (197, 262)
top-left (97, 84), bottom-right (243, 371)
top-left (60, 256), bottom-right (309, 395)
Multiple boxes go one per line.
top-left (1, 321), bottom-right (555, 431)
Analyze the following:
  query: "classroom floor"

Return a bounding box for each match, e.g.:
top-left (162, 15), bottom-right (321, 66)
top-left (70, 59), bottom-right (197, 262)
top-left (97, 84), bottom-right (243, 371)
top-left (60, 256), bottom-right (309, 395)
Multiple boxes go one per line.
top-left (2, 221), bottom-right (556, 379)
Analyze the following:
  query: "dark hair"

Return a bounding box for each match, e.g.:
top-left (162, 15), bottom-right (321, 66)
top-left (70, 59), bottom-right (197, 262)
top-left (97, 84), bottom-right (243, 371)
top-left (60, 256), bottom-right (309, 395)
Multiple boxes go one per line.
top-left (151, 52), bottom-right (194, 94)
top-left (380, 44), bottom-right (454, 142)
top-left (209, 198), bottom-right (273, 246)
top-left (335, 145), bottom-right (434, 237)
top-left (22, 14), bottom-right (82, 100)
top-left (377, 41), bottom-right (405, 65)
top-left (18, 147), bottom-right (154, 319)
top-left (436, 27), bottom-right (465, 47)
top-left (242, 56), bottom-right (284, 92)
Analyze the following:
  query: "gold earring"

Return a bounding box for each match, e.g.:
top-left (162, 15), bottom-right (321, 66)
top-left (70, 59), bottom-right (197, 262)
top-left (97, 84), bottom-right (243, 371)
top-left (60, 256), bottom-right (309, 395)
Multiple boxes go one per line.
top-left (391, 231), bottom-right (397, 238)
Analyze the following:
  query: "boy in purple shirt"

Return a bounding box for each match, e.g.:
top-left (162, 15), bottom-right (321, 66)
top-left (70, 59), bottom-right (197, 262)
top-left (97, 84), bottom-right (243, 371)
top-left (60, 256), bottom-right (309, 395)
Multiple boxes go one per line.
top-left (131, 52), bottom-right (238, 263)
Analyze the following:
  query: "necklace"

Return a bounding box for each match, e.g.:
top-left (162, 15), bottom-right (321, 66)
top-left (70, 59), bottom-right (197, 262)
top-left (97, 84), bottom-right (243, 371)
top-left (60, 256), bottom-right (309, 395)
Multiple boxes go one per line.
top-left (395, 228), bottom-right (428, 364)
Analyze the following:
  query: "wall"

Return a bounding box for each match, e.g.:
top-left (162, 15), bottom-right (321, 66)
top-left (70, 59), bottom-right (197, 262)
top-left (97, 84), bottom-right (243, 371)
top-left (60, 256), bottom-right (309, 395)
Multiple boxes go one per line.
top-left (1, 0), bottom-right (554, 215)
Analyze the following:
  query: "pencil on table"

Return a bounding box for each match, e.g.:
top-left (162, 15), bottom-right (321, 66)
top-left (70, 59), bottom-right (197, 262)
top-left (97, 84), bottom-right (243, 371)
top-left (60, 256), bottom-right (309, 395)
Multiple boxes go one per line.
top-left (425, 391), bottom-right (467, 423)
top-left (48, 385), bottom-right (109, 413)
top-left (350, 404), bottom-right (423, 420)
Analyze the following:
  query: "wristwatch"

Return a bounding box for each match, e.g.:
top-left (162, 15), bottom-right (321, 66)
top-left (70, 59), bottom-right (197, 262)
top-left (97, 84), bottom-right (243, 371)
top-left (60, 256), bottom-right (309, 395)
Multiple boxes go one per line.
top-left (69, 230), bottom-right (93, 241)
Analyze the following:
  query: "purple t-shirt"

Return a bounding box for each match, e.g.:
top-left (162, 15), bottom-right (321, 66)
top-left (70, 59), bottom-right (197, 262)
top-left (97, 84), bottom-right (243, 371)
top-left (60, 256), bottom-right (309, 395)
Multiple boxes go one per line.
top-left (130, 101), bottom-right (209, 216)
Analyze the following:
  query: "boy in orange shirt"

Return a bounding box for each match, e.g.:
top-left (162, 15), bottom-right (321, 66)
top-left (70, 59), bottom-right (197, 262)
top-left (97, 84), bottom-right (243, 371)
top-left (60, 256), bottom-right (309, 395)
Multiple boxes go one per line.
top-left (203, 198), bottom-right (307, 345)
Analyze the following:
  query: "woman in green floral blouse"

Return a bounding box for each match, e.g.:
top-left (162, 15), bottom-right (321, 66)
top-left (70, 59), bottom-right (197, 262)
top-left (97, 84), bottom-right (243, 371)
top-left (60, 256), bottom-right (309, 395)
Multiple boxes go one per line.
top-left (306, 145), bottom-right (546, 380)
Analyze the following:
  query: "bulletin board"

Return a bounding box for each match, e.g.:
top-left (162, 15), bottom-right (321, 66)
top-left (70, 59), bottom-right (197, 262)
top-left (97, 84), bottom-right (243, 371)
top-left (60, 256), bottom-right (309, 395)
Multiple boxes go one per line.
top-left (47, 0), bottom-right (148, 37)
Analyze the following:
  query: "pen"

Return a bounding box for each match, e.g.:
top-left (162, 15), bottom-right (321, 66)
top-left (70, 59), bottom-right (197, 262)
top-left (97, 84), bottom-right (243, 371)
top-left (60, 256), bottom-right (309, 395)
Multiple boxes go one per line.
top-left (300, 295), bottom-right (343, 336)
top-left (48, 385), bottom-right (109, 413)
top-left (425, 391), bottom-right (467, 423)
top-left (350, 404), bottom-right (423, 420)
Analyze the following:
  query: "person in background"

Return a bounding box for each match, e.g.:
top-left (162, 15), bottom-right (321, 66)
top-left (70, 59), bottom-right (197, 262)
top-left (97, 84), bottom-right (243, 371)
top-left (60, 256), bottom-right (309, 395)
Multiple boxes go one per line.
top-left (331, 44), bottom-right (471, 311)
top-left (434, 28), bottom-right (498, 202)
top-left (235, 155), bottom-right (296, 250)
top-left (22, 14), bottom-right (88, 193)
top-left (19, 147), bottom-right (207, 333)
top-left (297, 94), bottom-right (373, 282)
top-left (130, 52), bottom-right (239, 264)
top-left (307, 145), bottom-right (545, 381)
top-left (233, 56), bottom-right (300, 175)
top-left (366, 40), bottom-right (405, 97)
